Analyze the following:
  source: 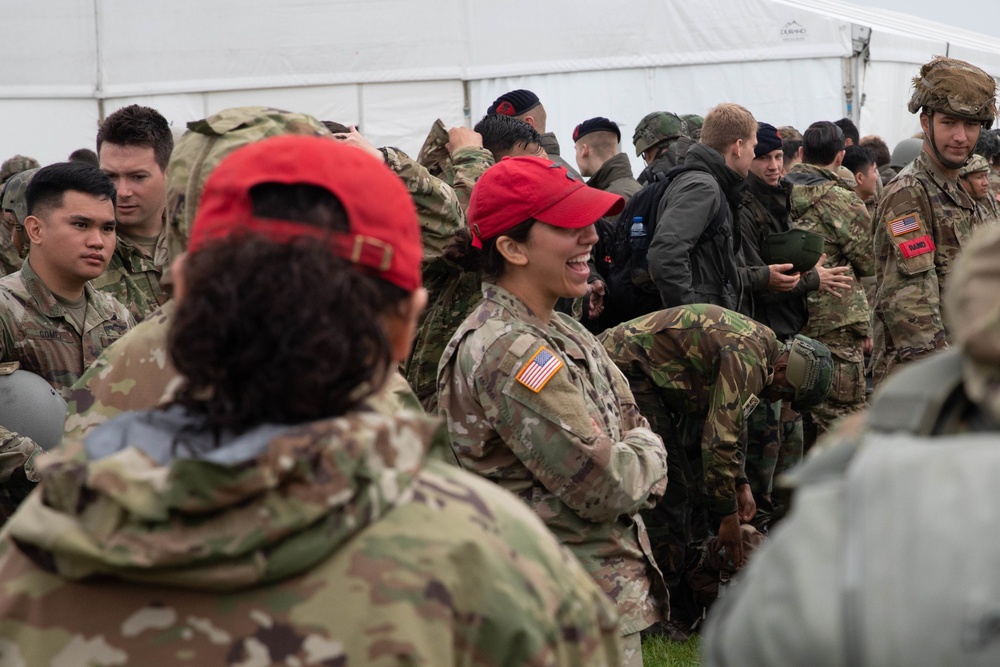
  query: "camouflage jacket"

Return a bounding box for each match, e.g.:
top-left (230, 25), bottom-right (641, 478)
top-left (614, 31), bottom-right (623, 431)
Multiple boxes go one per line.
top-left (872, 151), bottom-right (987, 382)
top-left (0, 221), bottom-right (21, 277)
top-left (0, 260), bottom-right (133, 397)
top-left (539, 132), bottom-right (583, 181)
top-left (437, 283), bottom-right (668, 634)
top-left (91, 225), bottom-right (170, 322)
top-left (786, 163), bottom-right (874, 355)
top-left (396, 137), bottom-right (495, 412)
top-left (0, 426), bottom-right (41, 522)
top-left (599, 305), bottom-right (778, 515)
top-left (0, 408), bottom-right (620, 666)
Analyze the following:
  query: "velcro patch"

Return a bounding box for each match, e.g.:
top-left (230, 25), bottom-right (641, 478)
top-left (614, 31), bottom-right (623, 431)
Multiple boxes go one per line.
top-left (888, 214), bottom-right (921, 237)
top-left (743, 393), bottom-right (760, 419)
top-left (899, 234), bottom-right (936, 259)
top-left (516, 346), bottom-right (564, 393)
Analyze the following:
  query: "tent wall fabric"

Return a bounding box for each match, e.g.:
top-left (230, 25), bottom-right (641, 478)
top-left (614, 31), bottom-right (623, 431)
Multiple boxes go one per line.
top-left (1, 0), bottom-right (997, 170)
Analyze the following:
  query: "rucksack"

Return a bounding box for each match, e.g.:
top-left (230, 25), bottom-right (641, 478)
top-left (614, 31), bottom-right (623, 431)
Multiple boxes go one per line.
top-left (602, 164), bottom-right (727, 325)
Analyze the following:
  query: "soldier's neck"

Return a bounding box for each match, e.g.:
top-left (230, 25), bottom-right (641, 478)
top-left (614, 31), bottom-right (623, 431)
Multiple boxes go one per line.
top-left (27, 256), bottom-right (86, 301)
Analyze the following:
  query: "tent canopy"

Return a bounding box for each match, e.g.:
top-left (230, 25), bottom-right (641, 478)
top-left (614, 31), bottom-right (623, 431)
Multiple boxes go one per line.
top-left (2, 0), bottom-right (998, 171)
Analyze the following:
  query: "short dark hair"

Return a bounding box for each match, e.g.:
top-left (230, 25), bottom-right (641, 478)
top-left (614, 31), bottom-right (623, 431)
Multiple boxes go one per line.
top-left (26, 162), bottom-right (116, 217)
top-left (442, 218), bottom-right (537, 282)
top-left (96, 104), bottom-right (174, 171)
top-left (782, 139), bottom-right (803, 163)
top-left (834, 117), bottom-right (860, 145)
top-left (169, 183), bottom-right (408, 437)
top-left (67, 148), bottom-right (100, 167)
top-left (802, 121), bottom-right (845, 166)
top-left (321, 120), bottom-right (351, 135)
top-left (842, 145), bottom-right (876, 175)
top-left (859, 135), bottom-right (891, 167)
top-left (473, 115), bottom-right (542, 160)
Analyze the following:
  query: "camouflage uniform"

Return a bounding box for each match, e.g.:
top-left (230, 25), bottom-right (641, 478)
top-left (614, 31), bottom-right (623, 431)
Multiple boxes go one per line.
top-left (0, 260), bottom-right (133, 397)
top-left (786, 163), bottom-right (873, 439)
top-left (632, 112), bottom-right (694, 185)
top-left (0, 407), bottom-right (621, 666)
top-left (0, 155), bottom-right (39, 183)
top-left (872, 151), bottom-right (987, 383)
top-left (437, 283), bottom-right (669, 635)
top-left (988, 167), bottom-right (1000, 196)
top-left (90, 225), bottom-right (170, 322)
top-left (599, 305), bottom-right (776, 586)
top-left (0, 426), bottom-right (41, 522)
top-left (400, 130), bottom-right (495, 412)
top-left (959, 155), bottom-right (1000, 225)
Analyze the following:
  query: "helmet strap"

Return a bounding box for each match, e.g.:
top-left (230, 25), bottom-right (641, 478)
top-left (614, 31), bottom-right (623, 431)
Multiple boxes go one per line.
top-left (925, 109), bottom-right (973, 171)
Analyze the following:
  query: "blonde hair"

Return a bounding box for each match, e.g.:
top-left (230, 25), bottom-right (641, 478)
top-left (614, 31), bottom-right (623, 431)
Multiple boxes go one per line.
top-left (700, 103), bottom-right (757, 154)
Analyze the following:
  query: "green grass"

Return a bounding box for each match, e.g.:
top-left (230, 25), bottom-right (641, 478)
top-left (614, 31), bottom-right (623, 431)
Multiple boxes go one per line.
top-left (642, 634), bottom-right (701, 667)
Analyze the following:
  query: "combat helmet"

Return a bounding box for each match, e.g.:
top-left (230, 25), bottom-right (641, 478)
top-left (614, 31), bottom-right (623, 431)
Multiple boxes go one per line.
top-left (889, 138), bottom-right (923, 169)
top-left (165, 106), bottom-right (334, 262)
top-left (633, 111), bottom-right (690, 157)
top-left (960, 154), bottom-right (991, 178)
top-left (763, 229), bottom-right (825, 273)
top-left (908, 57), bottom-right (997, 126)
top-left (0, 155), bottom-right (40, 184)
top-left (1, 167), bottom-right (39, 227)
top-left (0, 363), bottom-right (67, 449)
top-left (781, 335), bottom-right (834, 412)
top-left (682, 114), bottom-right (705, 141)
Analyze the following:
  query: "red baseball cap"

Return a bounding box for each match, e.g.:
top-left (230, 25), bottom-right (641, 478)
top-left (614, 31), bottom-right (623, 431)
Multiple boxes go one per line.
top-left (467, 156), bottom-right (624, 248)
top-left (187, 135), bottom-right (422, 291)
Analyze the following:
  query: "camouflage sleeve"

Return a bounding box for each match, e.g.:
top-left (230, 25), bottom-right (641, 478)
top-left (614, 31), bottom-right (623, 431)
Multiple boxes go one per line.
top-left (699, 347), bottom-right (768, 516)
top-left (448, 146), bottom-right (494, 212)
top-left (839, 197), bottom-right (875, 278)
top-left (873, 184), bottom-right (946, 362)
top-left (0, 426), bottom-right (43, 523)
top-left (469, 333), bottom-right (667, 523)
top-left (383, 147), bottom-right (467, 263)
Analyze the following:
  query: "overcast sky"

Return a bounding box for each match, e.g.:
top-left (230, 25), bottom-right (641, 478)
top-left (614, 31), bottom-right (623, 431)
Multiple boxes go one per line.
top-left (851, 0), bottom-right (1000, 41)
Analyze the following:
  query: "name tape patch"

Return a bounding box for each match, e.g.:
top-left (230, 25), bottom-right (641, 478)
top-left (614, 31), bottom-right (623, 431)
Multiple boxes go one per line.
top-left (516, 346), bottom-right (564, 393)
top-left (899, 234), bottom-right (936, 259)
top-left (743, 393), bottom-right (760, 419)
top-left (888, 214), bottom-right (921, 237)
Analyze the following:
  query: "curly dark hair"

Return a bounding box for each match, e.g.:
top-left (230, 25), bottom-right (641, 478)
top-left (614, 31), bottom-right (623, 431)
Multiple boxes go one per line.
top-left (169, 235), bottom-right (408, 436)
top-left (442, 219), bottom-right (536, 281)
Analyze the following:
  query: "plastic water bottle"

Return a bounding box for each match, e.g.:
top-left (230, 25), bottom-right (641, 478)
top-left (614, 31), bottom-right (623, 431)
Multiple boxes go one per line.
top-left (629, 216), bottom-right (648, 257)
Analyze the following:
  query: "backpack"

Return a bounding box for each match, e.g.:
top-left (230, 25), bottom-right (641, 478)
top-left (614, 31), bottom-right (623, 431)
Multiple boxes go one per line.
top-left (602, 164), bottom-right (727, 325)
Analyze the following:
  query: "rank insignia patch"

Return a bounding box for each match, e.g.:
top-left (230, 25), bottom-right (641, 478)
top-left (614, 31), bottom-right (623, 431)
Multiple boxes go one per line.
top-left (517, 347), bottom-right (564, 393)
top-left (888, 214), bottom-right (921, 237)
top-left (899, 234), bottom-right (936, 259)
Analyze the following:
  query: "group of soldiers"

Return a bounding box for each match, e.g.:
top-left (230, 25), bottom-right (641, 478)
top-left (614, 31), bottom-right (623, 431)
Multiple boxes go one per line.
top-left (0, 52), bottom-right (997, 664)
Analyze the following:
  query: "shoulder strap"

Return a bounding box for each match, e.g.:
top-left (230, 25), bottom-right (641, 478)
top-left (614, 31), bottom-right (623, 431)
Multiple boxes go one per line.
top-left (867, 348), bottom-right (966, 435)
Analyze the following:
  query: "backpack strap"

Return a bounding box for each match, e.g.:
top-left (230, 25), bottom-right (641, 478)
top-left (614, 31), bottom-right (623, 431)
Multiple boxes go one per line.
top-left (866, 348), bottom-right (966, 436)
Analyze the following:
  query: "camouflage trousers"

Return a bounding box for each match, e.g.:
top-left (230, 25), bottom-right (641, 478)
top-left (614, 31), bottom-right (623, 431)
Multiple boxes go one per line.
top-left (803, 333), bottom-right (868, 449)
top-left (744, 398), bottom-right (803, 529)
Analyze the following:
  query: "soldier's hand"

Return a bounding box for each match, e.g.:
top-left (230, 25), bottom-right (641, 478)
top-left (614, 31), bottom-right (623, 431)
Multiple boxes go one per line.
top-left (736, 483), bottom-right (756, 523)
top-left (815, 254), bottom-right (853, 296)
top-left (717, 513), bottom-right (745, 569)
top-left (863, 336), bottom-right (873, 355)
top-left (588, 280), bottom-right (606, 319)
top-left (767, 264), bottom-right (800, 291)
top-left (446, 127), bottom-right (483, 154)
top-left (333, 126), bottom-right (383, 161)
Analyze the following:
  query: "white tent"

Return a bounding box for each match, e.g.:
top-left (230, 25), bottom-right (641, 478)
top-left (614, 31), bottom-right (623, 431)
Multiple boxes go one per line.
top-left (2, 0), bottom-right (998, 174)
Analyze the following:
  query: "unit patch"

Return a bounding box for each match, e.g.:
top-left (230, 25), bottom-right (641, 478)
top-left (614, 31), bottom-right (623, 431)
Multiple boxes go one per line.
top-left (888, 214), bottom-right (921, 237)
top-left (898, 234), bottom-right (936, 259)
top-left (516, 346), bottom-right (564, 393)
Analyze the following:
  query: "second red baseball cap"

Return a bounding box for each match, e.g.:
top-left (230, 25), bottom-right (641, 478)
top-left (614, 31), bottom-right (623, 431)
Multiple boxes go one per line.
top-left (467, 156), bottom-right (624, 248)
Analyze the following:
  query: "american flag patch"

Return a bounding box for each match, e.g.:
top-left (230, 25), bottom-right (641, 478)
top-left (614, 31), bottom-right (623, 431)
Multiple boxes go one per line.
top-left (888, 214), bottom-right (921, 237)
top-left (516, 346), bottom-right (564, 393)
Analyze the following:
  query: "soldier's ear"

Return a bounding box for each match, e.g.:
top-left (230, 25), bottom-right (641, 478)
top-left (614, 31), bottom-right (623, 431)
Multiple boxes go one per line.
top-left (495, 234), bottom-right (529, 268)
top-left (23, 215), bottom-right (44, 245)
